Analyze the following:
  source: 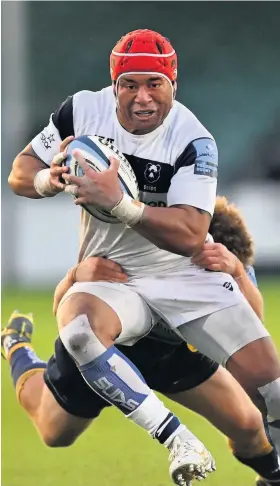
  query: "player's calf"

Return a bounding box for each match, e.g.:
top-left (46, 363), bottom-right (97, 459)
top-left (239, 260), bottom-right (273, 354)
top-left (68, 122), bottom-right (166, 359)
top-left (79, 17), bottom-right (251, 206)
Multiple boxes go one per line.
top-left (35, 387), bottom-right (92, 448)
top-left (227, 335), bottom-right (280, 456)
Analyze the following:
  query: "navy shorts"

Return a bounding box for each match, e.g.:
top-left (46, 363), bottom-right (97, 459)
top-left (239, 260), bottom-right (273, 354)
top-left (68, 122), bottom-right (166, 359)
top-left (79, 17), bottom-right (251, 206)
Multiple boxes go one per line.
top-left (44, 337), bottom-right (219, 419)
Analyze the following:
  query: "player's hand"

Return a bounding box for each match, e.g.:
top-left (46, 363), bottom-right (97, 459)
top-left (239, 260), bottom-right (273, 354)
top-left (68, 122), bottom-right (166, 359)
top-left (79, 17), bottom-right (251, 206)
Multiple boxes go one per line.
top-left (75, 257), bottom-right (128, 283)
top-left (191, 243), bottom-right (238, 275)
top-left (49, 136), bottom-right (74, 192)
top-left (62, 150), bottom-right (123, 210)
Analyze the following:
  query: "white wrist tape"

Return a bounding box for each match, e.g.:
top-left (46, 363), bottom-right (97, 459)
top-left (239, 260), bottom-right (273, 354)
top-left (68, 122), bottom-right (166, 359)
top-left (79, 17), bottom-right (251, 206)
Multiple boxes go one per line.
top-left (110, 193), bottom-right (145, 227)
top-left (33, 169), bottom-right (55, 197)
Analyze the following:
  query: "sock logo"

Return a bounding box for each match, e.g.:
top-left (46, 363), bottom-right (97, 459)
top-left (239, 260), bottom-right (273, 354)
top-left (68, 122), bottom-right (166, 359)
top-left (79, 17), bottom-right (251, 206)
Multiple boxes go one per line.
top-left (94, 377), bottom-right (140, 412)
top-left (155, 413), bottom-right (174, 439)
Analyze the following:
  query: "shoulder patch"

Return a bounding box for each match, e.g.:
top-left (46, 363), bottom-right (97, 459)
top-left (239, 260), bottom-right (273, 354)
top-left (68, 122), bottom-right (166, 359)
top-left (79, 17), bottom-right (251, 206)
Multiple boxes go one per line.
top-left (193, 138), bottom-right (218, 178)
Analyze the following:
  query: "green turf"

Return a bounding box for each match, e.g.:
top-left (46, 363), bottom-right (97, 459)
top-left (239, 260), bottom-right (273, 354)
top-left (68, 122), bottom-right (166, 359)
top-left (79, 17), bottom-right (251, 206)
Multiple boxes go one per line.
top-left (2, 279), bottom-right (280, 486)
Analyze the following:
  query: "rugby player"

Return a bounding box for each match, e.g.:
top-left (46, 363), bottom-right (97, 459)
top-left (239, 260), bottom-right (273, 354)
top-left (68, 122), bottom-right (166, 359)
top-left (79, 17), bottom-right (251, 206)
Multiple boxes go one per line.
top-left (7, 29), bottom-right (280, 485)
top-left (2, 197), bottom-right (278, 486)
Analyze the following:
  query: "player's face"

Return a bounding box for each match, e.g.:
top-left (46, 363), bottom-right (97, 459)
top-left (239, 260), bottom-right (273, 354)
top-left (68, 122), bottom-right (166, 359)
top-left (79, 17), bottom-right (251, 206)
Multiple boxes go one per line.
top-left (116, 74), bottom-right (174, 135)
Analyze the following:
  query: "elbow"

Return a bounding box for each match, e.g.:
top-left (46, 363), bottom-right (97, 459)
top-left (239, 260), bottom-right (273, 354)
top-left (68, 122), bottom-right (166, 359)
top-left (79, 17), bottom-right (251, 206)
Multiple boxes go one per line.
top-left (158, 233), bottom-right (205, 257)
top-left (182, 234), bottom-right (205, 257)
top-left (8, 171), bottom-right (21, 195)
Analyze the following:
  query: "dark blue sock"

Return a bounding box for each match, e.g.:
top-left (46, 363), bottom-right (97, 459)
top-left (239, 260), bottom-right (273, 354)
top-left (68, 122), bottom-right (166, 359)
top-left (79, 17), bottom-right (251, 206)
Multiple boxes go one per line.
top-left (9, 346), bottom-right (47, 387)
top-left (235, 448), bottom-right (280, 481)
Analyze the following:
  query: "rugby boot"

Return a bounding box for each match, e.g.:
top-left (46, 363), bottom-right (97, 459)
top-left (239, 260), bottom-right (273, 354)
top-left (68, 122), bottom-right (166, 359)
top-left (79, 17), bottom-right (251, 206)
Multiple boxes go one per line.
top-left (169, 434), bottom-right (216, 486)
top-left (2, 310), bottom-right (34, 360)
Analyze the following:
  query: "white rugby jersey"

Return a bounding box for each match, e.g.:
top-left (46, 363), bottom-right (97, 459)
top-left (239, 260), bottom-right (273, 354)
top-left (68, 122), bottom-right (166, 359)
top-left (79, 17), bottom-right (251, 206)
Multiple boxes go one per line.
top-left (31, 86), bottom-right (218, 276)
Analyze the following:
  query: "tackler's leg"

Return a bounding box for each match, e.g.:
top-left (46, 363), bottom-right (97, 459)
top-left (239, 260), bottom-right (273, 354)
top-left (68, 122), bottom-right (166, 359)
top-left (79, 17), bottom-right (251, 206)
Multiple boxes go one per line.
top-left (2, 311), bottom-right (92, 447)
top-left (178, 299), bottom-right (280, 485)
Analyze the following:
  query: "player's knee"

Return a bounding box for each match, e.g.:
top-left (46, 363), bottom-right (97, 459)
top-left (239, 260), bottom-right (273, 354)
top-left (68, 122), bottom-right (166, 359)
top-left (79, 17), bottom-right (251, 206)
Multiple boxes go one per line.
top-left (58, 309), bottom-right (112, 366)
top-left (41, 430), bottom-right (77, 448)
top-left (57, 293), bottom-right (121, 346)
top-left (235, 408), bottom-right (263, 439)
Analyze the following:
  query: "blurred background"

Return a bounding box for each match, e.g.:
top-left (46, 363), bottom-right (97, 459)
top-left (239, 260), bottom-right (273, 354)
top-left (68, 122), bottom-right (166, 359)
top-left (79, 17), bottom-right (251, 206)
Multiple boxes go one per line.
top-left (2, 1), bottom-right (280, 286)
top-left (1, 4), bottom-right (280, 486)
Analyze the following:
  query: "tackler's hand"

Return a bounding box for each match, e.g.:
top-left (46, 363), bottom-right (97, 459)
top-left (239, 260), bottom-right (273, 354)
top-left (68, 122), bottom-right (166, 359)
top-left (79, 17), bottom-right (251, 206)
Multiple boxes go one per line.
top-left (192, 243), bottom-right (238, 275)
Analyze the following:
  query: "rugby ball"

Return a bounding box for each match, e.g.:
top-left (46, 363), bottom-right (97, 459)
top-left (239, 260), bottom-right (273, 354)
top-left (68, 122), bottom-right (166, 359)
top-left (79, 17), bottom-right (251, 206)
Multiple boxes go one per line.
top-left (64, 135), bottom-right (139, 223)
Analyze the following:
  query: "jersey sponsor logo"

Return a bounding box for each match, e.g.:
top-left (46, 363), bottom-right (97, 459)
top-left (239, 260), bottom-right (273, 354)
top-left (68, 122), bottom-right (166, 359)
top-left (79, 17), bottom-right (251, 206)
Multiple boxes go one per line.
top-left (140, 191), bottom-right (167, 207)
top-left (146, 200), bottom-right (167, 207)
top-left (223, 282), bottom-right (234, 291)
top-left (94, 377), bottom-right (140, 411)
top-left (144, 163), bottom-right (161, 183)
top-left (194, 160), bottom-right (217, 178)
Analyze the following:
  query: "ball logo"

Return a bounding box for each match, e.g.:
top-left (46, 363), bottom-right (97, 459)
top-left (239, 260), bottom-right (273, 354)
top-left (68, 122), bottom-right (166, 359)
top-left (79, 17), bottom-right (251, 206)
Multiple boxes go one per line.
top-left (144, 163), bottom-right (161, 183)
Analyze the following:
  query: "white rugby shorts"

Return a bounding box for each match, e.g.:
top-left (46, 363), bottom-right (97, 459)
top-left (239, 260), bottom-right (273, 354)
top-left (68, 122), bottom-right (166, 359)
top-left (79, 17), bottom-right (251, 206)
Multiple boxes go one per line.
top-left (58, 267), bottom-right (269, 359)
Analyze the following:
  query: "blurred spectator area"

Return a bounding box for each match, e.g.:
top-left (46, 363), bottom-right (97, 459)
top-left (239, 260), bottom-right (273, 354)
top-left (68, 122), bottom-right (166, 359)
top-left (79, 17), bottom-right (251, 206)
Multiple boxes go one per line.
top-left (2, 2), bottom-right (280, 285)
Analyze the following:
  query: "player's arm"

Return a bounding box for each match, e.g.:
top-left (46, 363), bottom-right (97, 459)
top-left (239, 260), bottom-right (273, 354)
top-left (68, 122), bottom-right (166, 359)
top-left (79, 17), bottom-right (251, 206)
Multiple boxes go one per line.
top-left (8, 144), bottom-right (47, 198)
top-left (8, 96), bottom-right (74, 199)
top-left (192, 243), bottom-right (264, 320)
top-left (233, 262), bottom-right (264, 321)
top-left (134, 205), bottom-right (210, 257)
top-left (53, 257), bottom-right (128, 315)
top-left (131, 138), bottom-right (218, 256)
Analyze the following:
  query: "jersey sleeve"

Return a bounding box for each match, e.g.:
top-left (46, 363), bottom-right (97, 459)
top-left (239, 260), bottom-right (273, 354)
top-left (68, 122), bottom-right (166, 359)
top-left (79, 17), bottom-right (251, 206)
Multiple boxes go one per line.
top-left (31, 96), bottom-right (74, 166)
top-left (167, 138), bottom-right (218, 216)
top-left (246, 265), bottom-right (258, 287)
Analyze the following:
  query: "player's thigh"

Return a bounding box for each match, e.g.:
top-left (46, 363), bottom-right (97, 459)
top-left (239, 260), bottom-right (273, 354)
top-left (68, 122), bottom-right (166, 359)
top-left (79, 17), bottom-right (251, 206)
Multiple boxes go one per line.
top-left (166, 366), bottom-right (263, 441)
top-left (57, 281), bottom-right (155, 345)
top-left (127, 268), bottom-right (244, 329)
top-left (177, 299), bottom-right (270, 367)
top-left (36, 384), bottom-right (92, 447)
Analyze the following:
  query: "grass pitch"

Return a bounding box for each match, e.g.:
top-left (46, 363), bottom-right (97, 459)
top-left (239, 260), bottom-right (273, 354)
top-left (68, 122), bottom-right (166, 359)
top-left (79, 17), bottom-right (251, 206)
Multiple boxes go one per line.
top-left (2, 278), bottom-right (280, 486)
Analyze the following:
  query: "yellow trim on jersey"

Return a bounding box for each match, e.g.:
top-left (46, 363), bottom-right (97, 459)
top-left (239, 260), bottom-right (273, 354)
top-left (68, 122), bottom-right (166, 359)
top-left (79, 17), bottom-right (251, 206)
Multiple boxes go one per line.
top-left (16, 368), bottom-right (46, 404)
top-left (187, 343), bottom-right (198, 353)
top-left (6, 342), bottom-right (33, 362)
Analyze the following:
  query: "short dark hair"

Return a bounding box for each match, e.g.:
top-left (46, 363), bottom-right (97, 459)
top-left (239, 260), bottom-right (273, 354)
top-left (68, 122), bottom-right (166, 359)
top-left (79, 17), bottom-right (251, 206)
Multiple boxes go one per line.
top-left (209, 196), bottom-right (255, 266)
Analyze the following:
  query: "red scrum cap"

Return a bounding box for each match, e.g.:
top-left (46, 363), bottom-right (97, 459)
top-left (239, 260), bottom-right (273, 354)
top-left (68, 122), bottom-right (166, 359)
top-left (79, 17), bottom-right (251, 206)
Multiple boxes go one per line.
top-left (110, 29), bottom-right (177, 84)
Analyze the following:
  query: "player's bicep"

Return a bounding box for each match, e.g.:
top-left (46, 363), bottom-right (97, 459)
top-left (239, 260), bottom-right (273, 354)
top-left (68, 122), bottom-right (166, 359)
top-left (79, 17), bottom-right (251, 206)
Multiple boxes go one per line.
top-left (167, 138), bottom-right (218, 216)
top-left (170, 204), bottom-right (212, 236)
top-left (20, 143), bottom-right (49, 167)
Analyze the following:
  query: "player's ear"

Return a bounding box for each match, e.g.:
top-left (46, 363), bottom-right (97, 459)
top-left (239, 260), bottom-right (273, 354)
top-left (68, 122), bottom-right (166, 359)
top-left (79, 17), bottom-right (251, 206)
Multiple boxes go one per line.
top-left (113, 82), bottom-right (117, 98)
top-left (172, 81), bottom-right (177, 99)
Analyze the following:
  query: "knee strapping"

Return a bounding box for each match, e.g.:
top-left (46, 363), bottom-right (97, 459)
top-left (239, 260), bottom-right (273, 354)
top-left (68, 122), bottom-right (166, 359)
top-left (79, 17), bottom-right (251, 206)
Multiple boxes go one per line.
top-left (59, 315), bottom-right (106, 366)
top-left (258, 378), bottom-right (280, 420)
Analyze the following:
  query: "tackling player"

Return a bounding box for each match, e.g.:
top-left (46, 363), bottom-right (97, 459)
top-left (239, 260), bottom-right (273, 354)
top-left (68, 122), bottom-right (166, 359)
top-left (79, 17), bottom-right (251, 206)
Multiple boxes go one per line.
top-left (7, 29), bottom-right (280, 484)
top-left (2, 196), bottom-right (279, 486)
